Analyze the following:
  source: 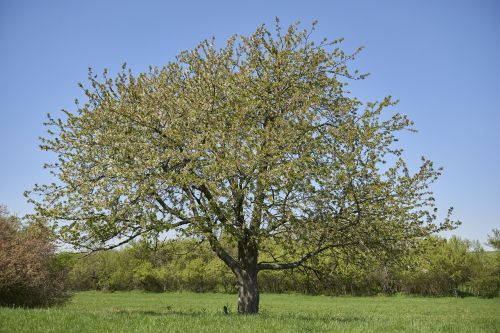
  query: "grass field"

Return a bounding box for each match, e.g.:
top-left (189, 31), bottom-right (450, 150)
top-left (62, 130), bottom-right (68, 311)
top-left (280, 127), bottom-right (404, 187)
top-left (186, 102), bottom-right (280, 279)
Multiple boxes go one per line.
top-left (0, 292), bottom-right (499, 333)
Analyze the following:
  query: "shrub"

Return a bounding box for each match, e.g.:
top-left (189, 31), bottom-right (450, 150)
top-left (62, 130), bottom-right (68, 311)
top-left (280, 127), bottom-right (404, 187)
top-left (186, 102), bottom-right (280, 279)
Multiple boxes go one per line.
top-left (0, 206), bottom-right (69, 307)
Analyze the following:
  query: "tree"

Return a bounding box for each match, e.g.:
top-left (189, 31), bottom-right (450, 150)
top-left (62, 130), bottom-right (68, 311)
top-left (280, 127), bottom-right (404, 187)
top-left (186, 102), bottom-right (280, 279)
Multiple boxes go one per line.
top-left (487, 228), bottom-right (500, 250)
top-left (471, 228), bottom-right (500, 297)
top-left (27, 20), bottom-right (456, 313)
top-left (410, 236), bottom-right (472, 296)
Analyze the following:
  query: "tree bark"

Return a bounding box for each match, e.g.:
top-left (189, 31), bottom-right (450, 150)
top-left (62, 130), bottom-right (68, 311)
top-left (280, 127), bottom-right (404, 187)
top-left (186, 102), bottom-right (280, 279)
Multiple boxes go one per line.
top-left (237, 269), bottom-right (259, 314)
top-left (236, 236), bottom-right (260, 314)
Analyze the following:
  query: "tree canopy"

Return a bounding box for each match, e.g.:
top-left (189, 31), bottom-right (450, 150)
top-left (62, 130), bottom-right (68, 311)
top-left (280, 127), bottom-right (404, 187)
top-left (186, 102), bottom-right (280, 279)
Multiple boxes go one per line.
top-left (27, 20), bottom-right (457, 313)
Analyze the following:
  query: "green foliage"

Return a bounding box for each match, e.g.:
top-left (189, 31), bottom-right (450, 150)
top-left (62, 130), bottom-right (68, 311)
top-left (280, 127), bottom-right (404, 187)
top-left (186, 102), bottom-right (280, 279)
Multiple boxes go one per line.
top-left (467, 229), bottom-right (500, 298)
top-left (398, 237), bottom-right (471, 295)
top-left (62, 235), bottom-right (499, 297)
top-left (63, 240), bottom-right (234, 293)
top-left (133, 261), bottom-right (161, 292)
top-left (487, 228), bottom-right (500, 250)
top-left (27, 20), bottom-right (456, 285)
top-left (67, 250), bottom-right (139, 291)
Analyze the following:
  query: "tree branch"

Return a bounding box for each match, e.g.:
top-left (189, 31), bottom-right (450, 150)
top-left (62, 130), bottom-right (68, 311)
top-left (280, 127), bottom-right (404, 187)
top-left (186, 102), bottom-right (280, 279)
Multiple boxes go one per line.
top-left (257, 241), bottom-right (357, 271)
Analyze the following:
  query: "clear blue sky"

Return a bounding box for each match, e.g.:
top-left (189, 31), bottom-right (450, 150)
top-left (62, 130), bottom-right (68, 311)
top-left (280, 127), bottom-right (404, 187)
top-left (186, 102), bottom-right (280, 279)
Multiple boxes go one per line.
top-left (0, 0), bottom-right (498, 245)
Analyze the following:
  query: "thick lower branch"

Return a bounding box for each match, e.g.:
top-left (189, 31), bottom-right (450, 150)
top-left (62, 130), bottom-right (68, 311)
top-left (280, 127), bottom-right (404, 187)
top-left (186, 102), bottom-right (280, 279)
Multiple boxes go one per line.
top-left (206, 233), bottom-right (242, 276)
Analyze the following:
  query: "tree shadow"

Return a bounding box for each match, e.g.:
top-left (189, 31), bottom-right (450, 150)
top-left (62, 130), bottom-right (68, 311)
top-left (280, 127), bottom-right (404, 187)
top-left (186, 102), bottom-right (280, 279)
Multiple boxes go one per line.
top-left (113, 308), bottom-right (211, 318)
top-left (271, 312), bottom-right (365, 323)
top-left (112, 309), bottom-right (365, 323)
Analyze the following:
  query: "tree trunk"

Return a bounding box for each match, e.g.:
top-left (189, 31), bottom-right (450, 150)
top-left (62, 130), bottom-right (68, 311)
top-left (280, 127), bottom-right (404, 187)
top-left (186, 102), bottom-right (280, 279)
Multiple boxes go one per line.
top-left (236, 235), bottom-right (259, 314)
top-left (237, 270), bottom-right (259, 314)
top-left (206, 233), bottom-right (261, 314)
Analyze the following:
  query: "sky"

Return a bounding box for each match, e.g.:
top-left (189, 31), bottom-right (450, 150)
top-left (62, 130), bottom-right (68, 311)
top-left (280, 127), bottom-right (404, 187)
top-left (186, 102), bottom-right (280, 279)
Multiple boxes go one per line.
top-left (0, 0), bottom-right (499, 245)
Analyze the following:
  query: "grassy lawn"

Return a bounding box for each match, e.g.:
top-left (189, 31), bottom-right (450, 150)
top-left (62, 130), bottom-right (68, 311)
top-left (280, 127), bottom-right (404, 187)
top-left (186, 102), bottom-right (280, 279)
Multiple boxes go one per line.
top-left (0, 291), bottom-right (499, 333)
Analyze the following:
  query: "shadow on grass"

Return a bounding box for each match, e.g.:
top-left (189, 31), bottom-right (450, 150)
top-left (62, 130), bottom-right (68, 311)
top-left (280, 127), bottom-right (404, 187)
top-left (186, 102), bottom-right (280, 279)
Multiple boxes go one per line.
top-left (113, 309), bottom-right (210, 318)
top-left (270, 312), bottom-right (364, 323)
top-left (112, 309), bottom-right (364, 323)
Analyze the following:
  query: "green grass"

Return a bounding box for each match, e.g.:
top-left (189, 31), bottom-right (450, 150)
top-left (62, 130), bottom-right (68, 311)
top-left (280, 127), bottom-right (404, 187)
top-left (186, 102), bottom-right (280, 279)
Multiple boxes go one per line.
top-left (0, 292), bottom-right (499, 333)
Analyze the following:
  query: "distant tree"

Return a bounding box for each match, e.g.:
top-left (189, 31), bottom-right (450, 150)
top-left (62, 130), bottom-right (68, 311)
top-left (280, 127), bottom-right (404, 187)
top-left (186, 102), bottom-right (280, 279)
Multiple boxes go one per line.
top-left (0, 206), bottom-right (69, 307)
top-left (470, 228), bottom-right (500, 297)
top-left (423, 236), bottom-right (472, 296)
top-left (27, 20), bottom-right (457, 313)
top-left (487, 228), bottom-right (500, 250)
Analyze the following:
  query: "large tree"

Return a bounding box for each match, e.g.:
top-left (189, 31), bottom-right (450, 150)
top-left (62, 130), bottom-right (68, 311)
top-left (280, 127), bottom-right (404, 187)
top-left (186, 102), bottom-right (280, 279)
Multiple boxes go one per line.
top-left (27, 21), bottom-right (456, 313)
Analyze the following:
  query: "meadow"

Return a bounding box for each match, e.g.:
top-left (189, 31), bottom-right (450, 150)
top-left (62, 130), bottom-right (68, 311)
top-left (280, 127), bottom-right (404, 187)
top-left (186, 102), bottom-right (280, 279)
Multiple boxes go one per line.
top-left (0, 292), bottom-right (498, 333)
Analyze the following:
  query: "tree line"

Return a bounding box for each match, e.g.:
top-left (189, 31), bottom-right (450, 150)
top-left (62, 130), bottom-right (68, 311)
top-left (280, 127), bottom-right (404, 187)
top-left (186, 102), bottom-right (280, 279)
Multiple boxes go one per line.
top-left (0, 206), bottom-right (498, 308)
top-left (59, 230), bottom-right (499, 298)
